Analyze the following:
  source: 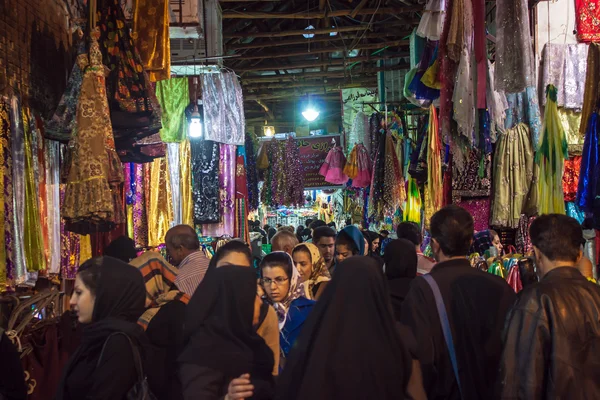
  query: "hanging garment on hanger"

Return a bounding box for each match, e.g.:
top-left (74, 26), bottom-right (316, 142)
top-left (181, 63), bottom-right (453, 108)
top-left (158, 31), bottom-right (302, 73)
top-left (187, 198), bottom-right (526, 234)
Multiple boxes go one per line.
top-left (505, 87), bottom-right (542, 149)
top-left (352, 144), bottom-right (372, 188)
top-left (536, 85), bottom-right (568, 215)
top-left (319, 146), bottom-right (348, 185)
top-left (191, 140), bottom-right (220, 224)
top-left (417, 0), bottom-right (446, 40)
top-left (203, 144), bottom-right (236, 237)
top-left (575, 0), bottom-right (600, 42)
top-left (133, 0), bottom-right (170, 81)
top-left (202, 72), bottom-right (245, 146)
top-left (576, 112), bottom-right (600, 213)
top-left (541, 43), bottom-right (589, 111)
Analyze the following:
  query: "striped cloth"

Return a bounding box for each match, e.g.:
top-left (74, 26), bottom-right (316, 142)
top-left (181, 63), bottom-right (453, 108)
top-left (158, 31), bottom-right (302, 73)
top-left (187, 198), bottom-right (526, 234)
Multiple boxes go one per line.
top-left (174, 250), bottom-right (210, 296)
top-left (130, 252), bottom-right (190, 329)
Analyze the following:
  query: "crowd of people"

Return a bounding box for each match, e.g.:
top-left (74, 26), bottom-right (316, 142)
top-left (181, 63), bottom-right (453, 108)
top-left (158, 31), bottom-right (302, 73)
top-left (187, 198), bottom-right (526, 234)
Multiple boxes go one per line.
top-left (1, 206), bottom-right (600, 399)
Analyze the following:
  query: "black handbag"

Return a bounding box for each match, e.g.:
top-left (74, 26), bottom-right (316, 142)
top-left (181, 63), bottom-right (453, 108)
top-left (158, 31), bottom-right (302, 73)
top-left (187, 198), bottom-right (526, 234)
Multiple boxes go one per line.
top-left (97, 332), bottom-right (157, 400)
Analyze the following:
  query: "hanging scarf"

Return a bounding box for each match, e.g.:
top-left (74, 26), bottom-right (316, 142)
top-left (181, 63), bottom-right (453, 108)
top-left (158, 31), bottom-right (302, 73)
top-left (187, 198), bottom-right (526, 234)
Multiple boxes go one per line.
top-left (294, 243), bottom-right (331, 300)
top-left (191, 139), bottom-right (220, 224)
top-left (130, 252), bottom-right (190, 329)
top-left (536, 85), bottom-right (568, 215)
top-left (383, 132), bottom-right (405, 216)
top-left (403, 177), bottom-right (422, 223)
top-left (234, 148), bottom-right (250, 244)
top-left (426, 106), bottom-right (443, 215)
top-left (285, 137), bottom-right (305, 206)
top-left (577, 112), bottom-right (599, 213)
top-left (203, 144), bottom-right (237, 237)
top-left (245, 133), bottom-right (260, 211)
top-left (343, 144), bottom-right (359, 180)
top-left (133, 0), bottom-right (170, 82)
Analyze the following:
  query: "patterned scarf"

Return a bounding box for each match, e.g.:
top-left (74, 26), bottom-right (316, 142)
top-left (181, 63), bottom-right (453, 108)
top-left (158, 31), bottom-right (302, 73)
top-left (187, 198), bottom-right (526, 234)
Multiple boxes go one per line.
top-left (294, 243), bottom-right (331, 300)
top-left (268, 251), bottom-right (305, 329)
top-left (130, 251), bottom-right (190, 329)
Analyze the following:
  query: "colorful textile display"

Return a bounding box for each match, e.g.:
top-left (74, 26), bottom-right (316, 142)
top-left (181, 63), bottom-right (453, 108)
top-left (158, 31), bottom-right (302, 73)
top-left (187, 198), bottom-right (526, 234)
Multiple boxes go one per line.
top-left (202, 72), bottom-right (245, 146)
top-left (383, 132), bottom-right (406, 216)
top-left (98, 0), bottom-right (162, 149)
top-left (10, 98), bottom-right (27, 283)
top-left (348, 111), bottom-right (368, 153)
top-left (563, 156), bottom-right (582, 202)
top-left (191, 140), bottom-right (220, 224)
top-left (0, 100), bottom-right (8, 286)
top-left (44, 140), bottom-right (61, 275)
top-left (156, 78), bottom-right (189, 142)
top-left (566, 202), bottom-right (586, 224)
top-left (541, 43), bottom-right (589, 110)
top-left (319, 146), bottom-right (348, 185)
top-left (343, 144), bottom-right (358, 180)
top-left (44, 39), bottom-right (86, 142)
top-left (23, 113), bottom-right (46, 272)
top-left (145, 156), bottom-right (173, 247)
top-left (438, 0), bottom-right (458, 140)
top-left (203, 144), bottom-right (237, 237)
top-left (515, 214), bottom-right (535, 254)
top-left (426, 106), bottom-right (443, 217)
top-left (180, 140), bottom-right (194, 226)
top-left (577, 112), bottom-right (599, 213)
top-left (245, 133), bottom-right (260, 211)
top-left (62, 31), bottom-right (124, 235)
top-left (456, 198), bottom-right (491, 231)
top-left (369, 113), bottom-right (383, 162)
top-left (580, 43), bottom-right (600, 136)
top-left (285, 137), bottom-right (305, 206)
top-left (353, 144), bottom-right (372, 188)
top-left (504, 87), bottom-right (542, 148)
top-left (559, 109), bottom-right (585, 151)
top-left (487, 61), bottom-right (509, 143)
top-left (452, 0), bottom-right (475, 143)
top-left (235, 148), bottom-right (250, 244)
top-left (132, 163), bottom-right (148, 248)
top-left (536, 85), bottom-right (568, 215)
top-left (133, 0), bottom-right (170, 82)
top-left (452, 149), bottom-right (492, 201)
top-left (408, 41), bottom-right (441, 101)
top-left (417, 0), bottom-right (446, 40)
top-left (167, 143), bottom-right (181, 225)
top-left (403, 177), bottom-right (422, 223)
top-left (495, 0), bottom-right (535, 93)
top-left (575, 0), bottom-right (600, 42)
top-left (491, 123), bottom-right (537, 228)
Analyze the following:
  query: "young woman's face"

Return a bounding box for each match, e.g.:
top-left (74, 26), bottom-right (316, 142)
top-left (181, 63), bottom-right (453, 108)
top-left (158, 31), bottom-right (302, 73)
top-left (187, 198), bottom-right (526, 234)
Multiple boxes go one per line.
top-left (293, 251), bottom-right (313, 283)
top-left (261, 266), bottom-right (291, 303)
top-left (372, 238), bottom-right (380, 252)
top-left (492, 235), bottom-right (503, 254)
top-left (336, 244), bottom-right (354, 264)
top-left (70, 274), bottom-right (95, 324)
top-left (217, 251), bottom-right (251, 268)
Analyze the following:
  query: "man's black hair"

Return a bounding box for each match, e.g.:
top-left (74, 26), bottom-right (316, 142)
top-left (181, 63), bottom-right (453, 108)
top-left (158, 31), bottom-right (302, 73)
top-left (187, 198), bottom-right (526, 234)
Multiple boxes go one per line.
top-left (313, 226), bottom-right (336, 243)
top-left (310, 220), bottom-right (327, 230)
top-left (396, 222), bottom-right (422, 247)
top-left (429, 205), bottom-right (474, 257)
top-left (530, 214), bottom-right (583, 262)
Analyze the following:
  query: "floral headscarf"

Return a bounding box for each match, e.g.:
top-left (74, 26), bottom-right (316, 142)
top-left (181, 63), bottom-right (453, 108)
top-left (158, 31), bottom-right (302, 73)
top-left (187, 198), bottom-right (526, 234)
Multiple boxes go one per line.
top-left (264, 251), bottom-right (305, 329)
top-left (293, 243), bottom-right (331, 300)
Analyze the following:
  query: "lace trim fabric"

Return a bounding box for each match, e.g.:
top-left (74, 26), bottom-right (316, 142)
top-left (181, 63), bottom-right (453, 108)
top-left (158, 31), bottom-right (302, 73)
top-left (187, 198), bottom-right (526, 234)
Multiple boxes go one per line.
top-left (202, 72), bottom-right (245, 146)
top-left (541, 43), bottom-right (589, 110)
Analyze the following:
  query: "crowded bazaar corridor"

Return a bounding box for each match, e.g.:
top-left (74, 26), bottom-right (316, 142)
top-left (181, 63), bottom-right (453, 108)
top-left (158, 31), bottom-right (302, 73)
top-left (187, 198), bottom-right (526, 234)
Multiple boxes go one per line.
top-left (0, 0), bottom-right (600, 398)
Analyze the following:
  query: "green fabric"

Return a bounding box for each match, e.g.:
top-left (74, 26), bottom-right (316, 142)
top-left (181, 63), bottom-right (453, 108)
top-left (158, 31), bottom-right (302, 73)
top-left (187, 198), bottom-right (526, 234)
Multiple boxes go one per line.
top-left (156, 78), bottom-right (189, 143)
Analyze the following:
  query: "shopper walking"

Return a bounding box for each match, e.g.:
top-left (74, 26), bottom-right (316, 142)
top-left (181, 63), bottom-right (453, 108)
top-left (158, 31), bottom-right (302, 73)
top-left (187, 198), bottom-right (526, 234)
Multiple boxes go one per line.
top-left (178, 265), bottom-right (275, 400)
top-left (56, 257), bottom-right (147, 400)
top-left (400, 205), bottom-right (516, 400)
top-left (275, 257), bottom-right (426, 400)
top-left (292, 243), bottom-right (331, 300)
top-left (165, 224), bottom-right (210, 296)
top-left (312, 226), bottom-right (336, 276)
top-left (383, 239), bottom-right (418, 321)
top-left (497, 214), bottom-right (600, 399)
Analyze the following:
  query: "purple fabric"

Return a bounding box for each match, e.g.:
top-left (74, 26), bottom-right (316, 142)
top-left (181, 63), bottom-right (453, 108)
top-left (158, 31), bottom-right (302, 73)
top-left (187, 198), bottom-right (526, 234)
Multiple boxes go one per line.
top-left (2, 98), bottom-right (14, 284)
top-left (202, 144), bottom-right (236, 237)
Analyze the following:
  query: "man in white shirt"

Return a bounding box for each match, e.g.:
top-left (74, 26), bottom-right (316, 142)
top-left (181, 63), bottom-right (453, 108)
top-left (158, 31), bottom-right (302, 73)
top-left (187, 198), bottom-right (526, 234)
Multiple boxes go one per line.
top-left (165, 224), bottom-right (210, 296)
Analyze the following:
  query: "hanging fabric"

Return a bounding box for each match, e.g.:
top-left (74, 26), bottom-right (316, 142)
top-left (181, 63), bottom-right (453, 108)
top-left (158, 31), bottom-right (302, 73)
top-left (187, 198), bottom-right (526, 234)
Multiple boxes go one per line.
top-left (156, 78), bottom-right (189, 142)
top-left (167, 143), bottom-right (182, 225)
top-left (10, 97), bottom-right (27, 284)
top-left (98, 0), bottom-right (162, 146)
top-left (191, 139), bottom-right (220, 224)
top-left (284, 137), bottom-right (305, 206)
top-left (576, 112), bottom-right (599, 213)
top-left (23, 113), bottom-right (46, 272)
top-left (439, 0), bottom-right (459, 141)
top-left (491, 123), bottom-right (537, 228)
top-left (180, 140), bottom-right (194, 226)
top-left (62, 29), bottom-right (124, 235)
top-left (575, 0), bottom-right (600, 42)
top-left (145, 156), bottom-right (173, 247)
top-left (352, 144), bottom-right (372, 188)
top-left (203, 144), bottom-right (236, 237)
top-left (60, 184), bottom-right (82, 280)
top-left (44, 37), bottom-right (86, 142)
top-left (0, 99), bottom-right (8, 287)
top-left (563, 156), bottom-right (582, 202)
top-left (452, 0), bottom-right (475, 144)
top-left (235, 147), bottom-right (250, 244)
top-left (495, 0), bottom-right (535, 93)
top-left (416, 0), bottom-right (446, 40)
top-left (541, 43), bottom-right (589, 110)
top-left (244, 133), bottom-right (260, 212)
top-left (426, 106), bottom-right (443, 217)
top-left (132, 163), bottom-right (148, 248)
top-left (348, 112), bottom-right (368, 152)
top-left (403, 177), bottom-right (422, 223)
top-left (580, 43), bottom-right (600, 136)
top-left (343, 145), bottom-right (358, 180)
top-left (504, 87), bottom-right (542, 149)
top-left (133, 0), bottom-right (170, 81)
top-left (536, 85), bottom-right (568, 215)
top-left (486, 62), bottom-right (509, 144)
top-left (383, 132), bottom-right (406, 216)
top-left (202, 72), bottom-right (245, 145)
top-left (319, 146), bottom-right (348, 185)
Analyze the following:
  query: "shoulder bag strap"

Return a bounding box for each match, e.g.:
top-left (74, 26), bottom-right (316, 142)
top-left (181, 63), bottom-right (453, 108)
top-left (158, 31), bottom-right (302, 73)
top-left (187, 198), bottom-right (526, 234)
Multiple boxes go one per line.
top-left (97, 332), bottom-right (145, 383)
top-left (423, 274), bottom-right (463, 398)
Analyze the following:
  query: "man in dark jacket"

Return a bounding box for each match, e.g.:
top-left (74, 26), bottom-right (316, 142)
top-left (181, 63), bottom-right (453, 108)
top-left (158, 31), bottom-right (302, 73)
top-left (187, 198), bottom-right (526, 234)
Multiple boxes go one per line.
top-left (400, 205), bottom-right (516, 400)
top-left (497, 214), bottom-right (600, 399)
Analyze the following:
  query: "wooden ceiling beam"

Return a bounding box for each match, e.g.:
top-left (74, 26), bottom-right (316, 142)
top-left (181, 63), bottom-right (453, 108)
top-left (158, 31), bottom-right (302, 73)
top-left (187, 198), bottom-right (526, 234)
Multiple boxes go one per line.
top-left (350, 0), bottom-right (370, 18)
top-left (232, 41), bottom-right (409, 60)
top-left (224, 24), bottom-right (370, 39)
top-left (239, 66), bottom-right (407, 83)
top-left (235, 54), bottom-right (408, 71)
top-left (222, 6), bottom-right (421, 19)
top-left (226, 31), bottom-right (412, 50)
top-left (244, 79), bottom-right (377, 91)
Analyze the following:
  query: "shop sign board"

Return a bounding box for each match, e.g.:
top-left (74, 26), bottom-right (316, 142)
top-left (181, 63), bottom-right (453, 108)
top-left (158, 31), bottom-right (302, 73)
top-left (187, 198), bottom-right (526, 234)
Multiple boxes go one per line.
top-left (297, 134), bottom-right (341, 189)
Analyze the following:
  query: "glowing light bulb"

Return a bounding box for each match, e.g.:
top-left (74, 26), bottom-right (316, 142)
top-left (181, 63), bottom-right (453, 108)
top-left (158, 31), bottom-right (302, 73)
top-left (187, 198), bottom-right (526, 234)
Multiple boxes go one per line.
top-left (302, 108), bottom-right (319, 122)
top-left (189, 110), bottom-right (203, 138)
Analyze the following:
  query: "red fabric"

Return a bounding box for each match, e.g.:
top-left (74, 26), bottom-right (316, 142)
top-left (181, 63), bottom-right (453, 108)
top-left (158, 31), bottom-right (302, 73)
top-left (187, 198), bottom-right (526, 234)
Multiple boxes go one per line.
top-left (576, 0), bottom-right (600, 42)
top-left (563, 156), bottom-right (582, 202)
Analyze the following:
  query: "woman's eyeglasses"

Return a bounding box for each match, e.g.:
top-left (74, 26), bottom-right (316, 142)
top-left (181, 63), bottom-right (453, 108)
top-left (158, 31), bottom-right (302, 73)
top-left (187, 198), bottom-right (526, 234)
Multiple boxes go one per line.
top-left (261, 277), bottom-right (289, 286)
